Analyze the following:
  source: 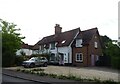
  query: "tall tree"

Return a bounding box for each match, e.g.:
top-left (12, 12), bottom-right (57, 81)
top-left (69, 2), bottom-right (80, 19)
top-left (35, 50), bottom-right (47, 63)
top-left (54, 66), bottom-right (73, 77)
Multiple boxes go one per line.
top-left (0, 19), bottom-right (25, 67)
top-left (100, 35), bottom-right (120, 69)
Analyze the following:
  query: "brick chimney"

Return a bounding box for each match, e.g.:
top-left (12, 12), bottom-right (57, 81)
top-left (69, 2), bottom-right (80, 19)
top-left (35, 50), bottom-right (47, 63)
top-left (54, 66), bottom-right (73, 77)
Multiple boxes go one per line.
top-left (55, 24), bottom-right (62, 34)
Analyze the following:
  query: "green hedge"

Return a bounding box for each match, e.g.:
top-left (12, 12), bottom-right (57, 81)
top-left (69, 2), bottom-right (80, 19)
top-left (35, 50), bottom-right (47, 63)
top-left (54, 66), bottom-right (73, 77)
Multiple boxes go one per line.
top-left (111, 57), bottom-right (120, 69)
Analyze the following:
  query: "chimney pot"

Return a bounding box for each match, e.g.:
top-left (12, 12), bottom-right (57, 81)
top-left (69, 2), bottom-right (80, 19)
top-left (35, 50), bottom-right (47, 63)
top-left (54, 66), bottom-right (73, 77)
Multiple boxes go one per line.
top-left (55, 24), bottom-right (62, 34)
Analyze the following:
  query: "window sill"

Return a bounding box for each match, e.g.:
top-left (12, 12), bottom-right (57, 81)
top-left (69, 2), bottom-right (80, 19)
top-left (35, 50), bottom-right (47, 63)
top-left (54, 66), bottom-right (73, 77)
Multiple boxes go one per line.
top-left (75, 61), bottom-right (83, 63)
top-left (76, 47), bottom-right (82, 48)
top-left (50, 48), bottom-right (55, 50)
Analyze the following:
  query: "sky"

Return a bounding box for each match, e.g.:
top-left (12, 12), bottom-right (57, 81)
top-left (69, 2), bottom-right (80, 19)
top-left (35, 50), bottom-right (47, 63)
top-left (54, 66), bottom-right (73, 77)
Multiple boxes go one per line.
top-left (0, 0), bottom-right (119, 45)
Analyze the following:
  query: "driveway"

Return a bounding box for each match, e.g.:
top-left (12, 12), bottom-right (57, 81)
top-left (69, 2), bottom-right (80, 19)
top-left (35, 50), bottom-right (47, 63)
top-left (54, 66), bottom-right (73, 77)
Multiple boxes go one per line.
top-left (4, 65), bottom-right (120, 82)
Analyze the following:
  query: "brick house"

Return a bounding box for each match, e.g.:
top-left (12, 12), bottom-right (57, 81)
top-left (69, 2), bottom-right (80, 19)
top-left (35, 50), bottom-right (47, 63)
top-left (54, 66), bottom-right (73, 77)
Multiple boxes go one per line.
top-left (72, 28), bottom-right (103, 66)
top-left (32, 24), bottom-right (103, 66)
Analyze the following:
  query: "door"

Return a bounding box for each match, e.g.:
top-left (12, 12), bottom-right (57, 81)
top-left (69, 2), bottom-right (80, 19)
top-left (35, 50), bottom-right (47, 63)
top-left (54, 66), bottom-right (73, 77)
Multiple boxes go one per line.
top-left (91, 55), bottom-right (95, 66)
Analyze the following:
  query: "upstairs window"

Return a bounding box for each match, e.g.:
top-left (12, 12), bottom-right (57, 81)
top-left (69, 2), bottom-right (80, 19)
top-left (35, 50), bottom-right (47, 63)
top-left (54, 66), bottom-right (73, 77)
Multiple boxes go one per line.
top-left (39, 45), bottom-right (44, 50)
top-left (51, 42), bottom-right (55, 50)
top-left (76, 39), bottom-right (82, 47)
top-left (94, 42), bottom-right (98, 48)
top-left (76, 53), bottom-right (83, 62)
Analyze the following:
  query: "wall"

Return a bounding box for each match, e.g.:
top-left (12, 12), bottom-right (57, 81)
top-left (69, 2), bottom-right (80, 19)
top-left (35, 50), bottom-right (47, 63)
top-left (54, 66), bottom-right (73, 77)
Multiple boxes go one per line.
top-left (88, 32), bottom-right (103, 66)
top-left (38, 44), bottom-right (72, 64)
top-left (72, 32), bottom-right (103, 67)
top-left (16, 49), bottom-right (33, 56)
top-left (72, 46), bottom-right (88, 66)
top-left (58, 46), bottom-right (72, 63)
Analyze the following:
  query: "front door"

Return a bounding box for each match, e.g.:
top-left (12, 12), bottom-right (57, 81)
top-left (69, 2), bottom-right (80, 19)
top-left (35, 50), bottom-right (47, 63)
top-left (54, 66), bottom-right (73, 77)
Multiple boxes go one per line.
top-left (91, 55), bottom-right (95, 66)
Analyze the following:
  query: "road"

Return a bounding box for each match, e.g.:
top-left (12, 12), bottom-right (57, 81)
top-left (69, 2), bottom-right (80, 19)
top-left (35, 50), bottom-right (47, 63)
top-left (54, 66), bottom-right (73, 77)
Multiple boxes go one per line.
top-left (2, 74), bottom-right (43, 84)
top-left (2, 69), bottom-right (91, 84)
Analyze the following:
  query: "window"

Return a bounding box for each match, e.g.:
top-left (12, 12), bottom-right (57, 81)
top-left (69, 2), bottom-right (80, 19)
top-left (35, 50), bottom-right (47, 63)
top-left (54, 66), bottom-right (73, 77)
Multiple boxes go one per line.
top-left (40, 45), bottom-right (44, 50)
top-left (39, 46), bottom-right (41, 50)
top-left (51, 42), bottom-right (55, 50)
top-left (94, 42), bottom-right (98, 48)
top-left (76, 39), bottom-right (82, 47)
top-left (50, 53), bottom-right (55, 61)
top-left (76, 53), bottom-right (83, 62)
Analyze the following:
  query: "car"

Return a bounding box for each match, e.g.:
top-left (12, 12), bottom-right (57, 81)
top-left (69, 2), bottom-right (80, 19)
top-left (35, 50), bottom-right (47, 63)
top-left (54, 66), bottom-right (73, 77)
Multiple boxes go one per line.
top-left (22, 57), bottom-right (48, 68)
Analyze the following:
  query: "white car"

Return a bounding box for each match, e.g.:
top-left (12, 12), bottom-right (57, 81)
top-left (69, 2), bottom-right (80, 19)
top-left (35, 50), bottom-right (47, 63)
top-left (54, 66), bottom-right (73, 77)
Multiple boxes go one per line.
top-left (22, 57), bottom-right (48, 68)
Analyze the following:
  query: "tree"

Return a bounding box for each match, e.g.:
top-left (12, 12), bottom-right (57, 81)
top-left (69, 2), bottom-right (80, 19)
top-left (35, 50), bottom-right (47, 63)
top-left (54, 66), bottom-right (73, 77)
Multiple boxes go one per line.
top-left (1, 19), bottom-right (25, 67)
top-left (100, 35), bottom-right (120, 69)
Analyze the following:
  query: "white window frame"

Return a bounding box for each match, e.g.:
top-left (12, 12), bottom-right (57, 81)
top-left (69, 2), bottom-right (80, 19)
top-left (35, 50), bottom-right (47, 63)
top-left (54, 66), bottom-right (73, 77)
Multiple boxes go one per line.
top-left (76, 39), bottom-right (83, 47)
top-left (94, 42), bottom-right (98, 48)
top-left (39, 45), bottom-right (41, 50)
top-left (50, 42), bottom-right (55, 50)
top-left (75, 53), bottom-right (83, 62)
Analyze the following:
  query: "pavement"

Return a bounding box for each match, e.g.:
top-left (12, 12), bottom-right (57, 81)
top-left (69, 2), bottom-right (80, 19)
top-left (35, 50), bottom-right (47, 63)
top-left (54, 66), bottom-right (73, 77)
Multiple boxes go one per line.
top-left (2, 69), bottom-right (81, 84)
top-left (3, 65), bottom-right (120, 82)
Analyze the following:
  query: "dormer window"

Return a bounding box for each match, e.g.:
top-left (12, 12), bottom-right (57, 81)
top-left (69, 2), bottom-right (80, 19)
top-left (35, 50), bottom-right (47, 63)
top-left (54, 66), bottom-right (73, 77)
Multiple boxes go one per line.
top-left (40, 45), bottom-right (44, 50)
top-left (76, 39), bottom-right (82, 47)
top-left (94, 42), bottom-right (98, 48)
top-left (51, 42), bottom-right (55, 50)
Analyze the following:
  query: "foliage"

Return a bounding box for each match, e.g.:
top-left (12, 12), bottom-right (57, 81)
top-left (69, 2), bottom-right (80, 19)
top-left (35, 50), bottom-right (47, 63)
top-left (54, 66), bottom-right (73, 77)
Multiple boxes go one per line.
top-left (30, 53), bottom-right (51, 61)
top-left (20, 51), bottom-right (26, 56)
top-left (16, 68), bottom-right (120, 83)
top-left (100, 35), bottom-right (120, 69)
top-left (1, 19), bottom-right (25, 67)
top-left (15, 56), bottom-right (24, 66)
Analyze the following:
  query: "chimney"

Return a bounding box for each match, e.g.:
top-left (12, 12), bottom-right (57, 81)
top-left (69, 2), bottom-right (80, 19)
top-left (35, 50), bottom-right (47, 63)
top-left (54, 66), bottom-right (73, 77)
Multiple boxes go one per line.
top-left (55, 24), bottom-right (62, 34)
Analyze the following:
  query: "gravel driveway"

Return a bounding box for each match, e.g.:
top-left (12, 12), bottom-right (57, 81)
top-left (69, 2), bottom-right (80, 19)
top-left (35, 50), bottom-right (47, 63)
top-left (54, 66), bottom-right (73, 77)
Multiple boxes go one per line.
top-left (4, 65), bottom-right (120, 82)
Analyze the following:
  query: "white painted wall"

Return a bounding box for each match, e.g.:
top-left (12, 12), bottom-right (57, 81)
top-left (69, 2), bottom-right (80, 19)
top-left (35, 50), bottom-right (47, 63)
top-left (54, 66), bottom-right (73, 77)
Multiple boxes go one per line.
top-left (58, 46), bottom-right (72, 63)
top-left (16, 49), bottom-right (32, 56)
top-left (32, 50), bottom-right (39, 54)
top-left (38, 42), bottom-right (72, 64)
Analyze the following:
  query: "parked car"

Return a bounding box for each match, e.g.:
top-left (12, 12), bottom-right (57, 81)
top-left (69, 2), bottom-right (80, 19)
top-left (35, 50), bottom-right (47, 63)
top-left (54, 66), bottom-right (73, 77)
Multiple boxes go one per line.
top-left (22, 57), bottom-right (48, 68)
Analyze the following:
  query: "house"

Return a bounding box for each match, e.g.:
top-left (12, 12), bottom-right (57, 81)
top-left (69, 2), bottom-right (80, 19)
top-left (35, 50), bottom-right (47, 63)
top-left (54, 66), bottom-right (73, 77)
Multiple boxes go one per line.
top-left (16, 43), bottom-right (33, 56)
top-left (72, 28), bottom-right (103, 66)
top-left (32, 24), bottom-right (103, 66)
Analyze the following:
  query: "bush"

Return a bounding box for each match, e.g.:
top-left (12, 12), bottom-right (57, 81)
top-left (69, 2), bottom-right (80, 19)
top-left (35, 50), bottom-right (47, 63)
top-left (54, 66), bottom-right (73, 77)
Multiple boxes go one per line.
top-left (2, 52), bottom-right (16, 67)
top-left (30, 53), bottom-right (50, 61)
top-left (15, 56), bottom-right (24, 66)
top-left (31, 68), bottom-right (44, 71)
top-left (49, 74), bottom-right (57, 78)
top-left (111, 57), bottom-right (120, 69)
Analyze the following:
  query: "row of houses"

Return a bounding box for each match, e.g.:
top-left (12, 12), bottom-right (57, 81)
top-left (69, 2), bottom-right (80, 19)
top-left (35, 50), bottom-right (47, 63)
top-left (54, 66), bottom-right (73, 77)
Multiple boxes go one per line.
top-left (16, 24), bottom-right (103, 66)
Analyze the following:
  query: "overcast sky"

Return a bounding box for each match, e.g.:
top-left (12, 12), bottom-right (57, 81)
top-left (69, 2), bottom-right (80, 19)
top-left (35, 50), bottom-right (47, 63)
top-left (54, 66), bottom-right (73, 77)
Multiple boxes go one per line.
top-left (0, 0), bottom-right (119, 45)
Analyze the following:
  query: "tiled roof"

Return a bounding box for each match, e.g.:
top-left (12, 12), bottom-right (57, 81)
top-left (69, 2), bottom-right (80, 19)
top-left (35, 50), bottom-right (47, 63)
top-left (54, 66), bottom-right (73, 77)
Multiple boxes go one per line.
top-left (21, 43), bottom-right (33, 49)
top-left (32, 28), bottom-right (80, 49)
top-left (32, 27), bottom-right (100, 50)
top-left (76, 28), bottom-right (98, 45)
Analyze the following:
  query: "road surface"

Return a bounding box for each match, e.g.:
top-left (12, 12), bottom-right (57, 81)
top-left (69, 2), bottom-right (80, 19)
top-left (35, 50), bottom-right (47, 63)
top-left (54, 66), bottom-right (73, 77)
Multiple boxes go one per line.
top-left (2, 74), bottom-right (43, 84)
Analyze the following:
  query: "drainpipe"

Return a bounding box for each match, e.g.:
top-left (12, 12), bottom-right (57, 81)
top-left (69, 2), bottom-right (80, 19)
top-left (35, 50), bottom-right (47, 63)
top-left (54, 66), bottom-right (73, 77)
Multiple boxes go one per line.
top-left (87, 45), bottom-right (88, 66)
top-left (56, 45), bottom-right (59, 64)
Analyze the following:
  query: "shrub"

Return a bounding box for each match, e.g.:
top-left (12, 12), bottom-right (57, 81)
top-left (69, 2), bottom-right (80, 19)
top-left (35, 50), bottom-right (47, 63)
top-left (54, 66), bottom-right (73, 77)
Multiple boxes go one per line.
top-left (111, 57), bottom-right (120, 69)
top-left (15, 56), bottom-right (25, 66)
top-left (16, 68), bottom-right (21, 71)
top-left (57, 75), bottom-right (67, 79)
top-left (31, 68), bottom-right (44, 71)
top-left (49, 74), bottom-right (57, 78)
top-left (39, 71), bottom-right (46, 76)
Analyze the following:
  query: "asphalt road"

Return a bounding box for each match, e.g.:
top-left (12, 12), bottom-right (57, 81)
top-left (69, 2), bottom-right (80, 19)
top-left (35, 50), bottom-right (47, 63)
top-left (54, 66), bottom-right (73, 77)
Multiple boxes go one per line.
top-left (2, 74), bottom-right (43, 84)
